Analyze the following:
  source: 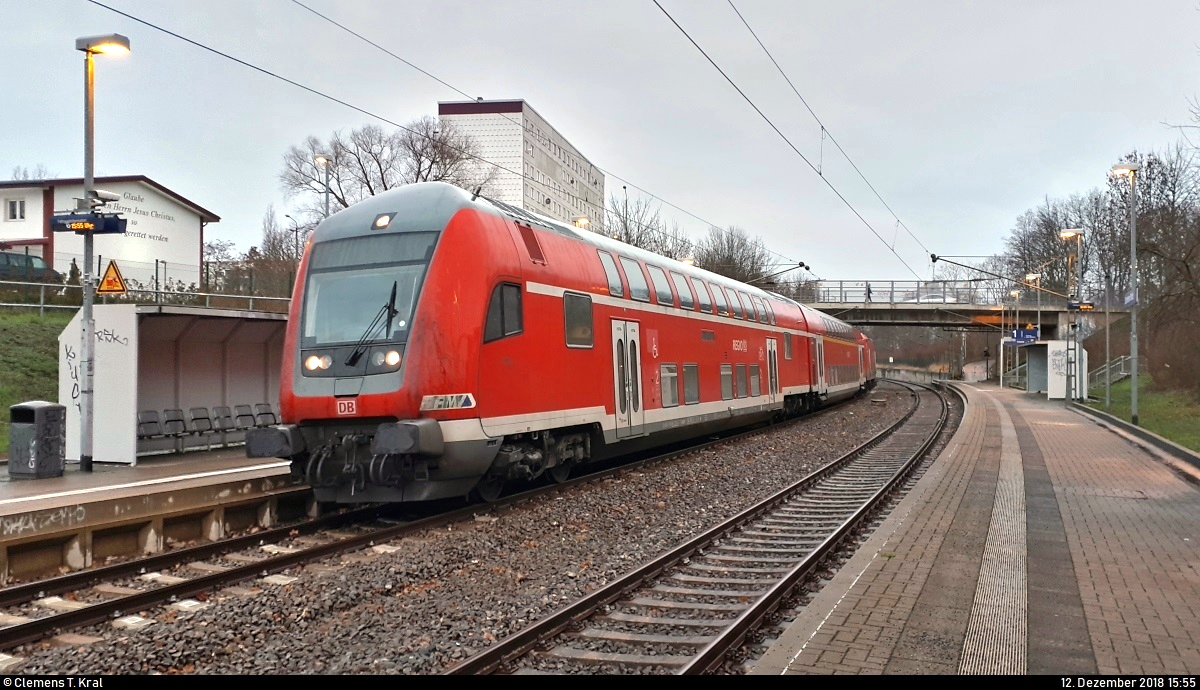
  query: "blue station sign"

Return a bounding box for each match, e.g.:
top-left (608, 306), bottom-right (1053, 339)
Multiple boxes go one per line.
top-left (50, 212), bottom-right (128, 235)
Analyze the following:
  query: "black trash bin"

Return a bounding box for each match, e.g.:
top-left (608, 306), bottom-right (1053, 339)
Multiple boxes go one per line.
top-left (8, 401), bottom-right (66, 479)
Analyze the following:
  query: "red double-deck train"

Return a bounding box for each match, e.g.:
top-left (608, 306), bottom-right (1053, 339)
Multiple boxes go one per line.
top-left (248, 182), bottom-right (877, 504)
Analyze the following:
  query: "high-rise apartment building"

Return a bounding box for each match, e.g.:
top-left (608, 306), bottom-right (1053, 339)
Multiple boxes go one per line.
top-left (438, 99), bottom-right (604, 230)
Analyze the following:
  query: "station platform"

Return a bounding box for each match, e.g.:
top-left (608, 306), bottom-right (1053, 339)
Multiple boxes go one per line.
top-left (750, 382), bottom-right (1200, 675)
top-left (0, 449), bottom-right (302, 583)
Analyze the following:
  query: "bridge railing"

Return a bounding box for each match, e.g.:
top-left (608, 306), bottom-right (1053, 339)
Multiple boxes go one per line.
top-left (805, 280), bottom-right (1070, 309)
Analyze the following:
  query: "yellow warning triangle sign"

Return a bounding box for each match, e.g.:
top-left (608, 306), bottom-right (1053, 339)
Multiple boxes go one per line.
top-left (97, 260), bottom-right (128, 295)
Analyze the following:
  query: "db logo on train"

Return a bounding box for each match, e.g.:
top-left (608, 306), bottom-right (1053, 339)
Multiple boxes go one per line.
top-left (336, 399), bottom-right (358, 416)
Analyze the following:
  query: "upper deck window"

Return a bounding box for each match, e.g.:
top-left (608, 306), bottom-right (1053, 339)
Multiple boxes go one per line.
top-left (726, 287), bottom-right (744, 319)
top-left (670, 271), bottom-right (695, 310)
top-left (690, 277), bottom-right (712, 313)
top-left (710, 283), bottom-right (730, 316)
top-left (597, 251), bottom-right (624, 297)
top-left (619, 257), bottom-right (651, 302)
top-left (646, 264), bottom-right (674, 306)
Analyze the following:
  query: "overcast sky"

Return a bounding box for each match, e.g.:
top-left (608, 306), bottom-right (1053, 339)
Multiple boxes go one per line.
top-left (4, 0), bottom-right (1198, 282)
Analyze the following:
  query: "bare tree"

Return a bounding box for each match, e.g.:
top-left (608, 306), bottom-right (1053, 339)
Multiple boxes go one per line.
top-left (604, 191), bottom-right (693, 260)
top-left (692, 225), bottom-right (773, 284)
top-left (9, 164), bottom-right (53, 181)
top-left (279, 118), bottom-right (497, 223)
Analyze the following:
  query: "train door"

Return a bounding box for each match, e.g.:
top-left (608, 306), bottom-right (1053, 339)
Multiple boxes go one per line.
top-left (611, 320), bottom-right (645, 439)
top-left (858, 346), bottom-right (865, 385)
top-left (766, 338), bottom-right (779, 405)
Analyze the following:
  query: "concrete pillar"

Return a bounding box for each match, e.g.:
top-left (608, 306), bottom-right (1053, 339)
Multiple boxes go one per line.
top-left (64, 531), bottom-right (93, 571)
top-left (140, 517), bottom-right (164, 554)
top-left (202, 507), bottom-right (224, 542)
top-left (257, 498), bottom-right (277, 528)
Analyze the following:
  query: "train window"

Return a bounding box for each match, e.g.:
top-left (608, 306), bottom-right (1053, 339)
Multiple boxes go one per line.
top-left (483, 283), bottom-right (523, 343)
top-left (690, 277), bottom-right (713, 313)
top-left (784, 333), bottom-right (793, 360)
top-left (660, 364), bottom-right (679, 407)
top-left (564, 292), bottom-right (593, 348)
top-left (683, 364), bottom-right (700, 404)
top-left (597, 251), bottom-right (624, 297)
top-left (750, 365), bottom-right (761, 397)
top-left (720, 364), bottom-right (733, 400)
top-left (763, 299), bottom-right (775, 325)
top-left (629, 340), bottom-right (641, 411)
top-left (710, 283), bottom-right (730, 316)
top-left (670, 271), bottom-right (695, 309)
top-left (646, 264), bottom-right (674, 305)
top-left (727, 287), bottom-right (744, 319)
top-left (736, 364), bottom-right (748, 398)
top-left (751, 296), bottom-right (768, 324)
top-left (738, 292), bottom-right (756, 321)
top-left (619, 257), bottom-right (651, 302)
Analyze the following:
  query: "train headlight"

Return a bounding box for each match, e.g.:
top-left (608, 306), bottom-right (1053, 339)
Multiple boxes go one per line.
top-left (366, 346), bottom-right (403, 374)
top-left (305, 354), bottom-right (332, 371)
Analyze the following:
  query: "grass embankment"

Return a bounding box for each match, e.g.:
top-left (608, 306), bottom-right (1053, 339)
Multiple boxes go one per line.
top-left (1088, 376), bottom-right (1200, 453)
top-left (0, 310), bottom-right (74, 455)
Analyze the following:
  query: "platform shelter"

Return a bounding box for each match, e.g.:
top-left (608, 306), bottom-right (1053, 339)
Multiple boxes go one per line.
top-left (57, 304), bottom-right (285, 464)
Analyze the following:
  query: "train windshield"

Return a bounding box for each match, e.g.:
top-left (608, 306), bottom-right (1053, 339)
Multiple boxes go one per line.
top-left (300, 232), bottom-right (438, 348)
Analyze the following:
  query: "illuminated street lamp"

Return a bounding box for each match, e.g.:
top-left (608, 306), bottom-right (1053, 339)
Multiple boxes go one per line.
top-left (315, 153), bottom-right (333, 218)
top-left (572, 215), bottom-right (589, 228)
top-left (75, 33), bottom-right (130, 473)
top-left (1111, 161), bottom-right (1141, 425)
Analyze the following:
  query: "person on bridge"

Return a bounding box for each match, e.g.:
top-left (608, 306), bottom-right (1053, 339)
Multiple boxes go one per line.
top-left (865, 282), bottom-right (872, 302)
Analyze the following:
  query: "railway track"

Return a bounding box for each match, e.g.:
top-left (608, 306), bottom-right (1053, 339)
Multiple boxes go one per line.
top-left (0, 386), bottom-right (899, 657)
top-left (444, 381), bottom-right (950, 675)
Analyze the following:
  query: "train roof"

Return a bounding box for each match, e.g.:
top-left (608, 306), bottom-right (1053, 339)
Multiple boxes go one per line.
top-left (312, 182), bottom-right (863, 340)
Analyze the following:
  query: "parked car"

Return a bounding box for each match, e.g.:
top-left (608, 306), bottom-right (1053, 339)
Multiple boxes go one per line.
top-left (0, 251), bottom-right (64, 284)
top-left (902, 293), bottom-right (959, 303)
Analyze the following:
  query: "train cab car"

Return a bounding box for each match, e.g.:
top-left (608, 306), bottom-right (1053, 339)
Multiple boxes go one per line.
top-left (247, 181), bottom-right (874, 505)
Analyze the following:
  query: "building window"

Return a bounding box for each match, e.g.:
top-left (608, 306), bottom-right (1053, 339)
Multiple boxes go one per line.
top-left (683, 364), bottom-right (700, 404)
top-left (5, 199), bottom-right (25, 221)
top-left (660, 363), bottom-right (679, 407)
top-left (484, 283), bottom-right (523, 342)
top-left (564, 292), bottom-right (593, 348)
top-left (721, 364), bottom-right (733, 400)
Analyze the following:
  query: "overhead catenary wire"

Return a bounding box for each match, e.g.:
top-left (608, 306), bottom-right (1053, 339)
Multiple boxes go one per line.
top-left (653, 0), bottom-right (922, 280)
top-left (726, 0), bottom-right (931, 256)
top-left (286, 0), bottom-right (799, 268)
top-left (83, 0), bottom-right (800, 272)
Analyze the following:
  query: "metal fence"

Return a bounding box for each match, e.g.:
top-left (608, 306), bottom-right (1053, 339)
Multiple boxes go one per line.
top-left (0, 279), bottom-right (290, 315)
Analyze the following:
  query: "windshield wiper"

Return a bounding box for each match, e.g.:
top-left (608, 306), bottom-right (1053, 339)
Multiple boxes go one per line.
top-left (345, 281), bottom-right (399, 367)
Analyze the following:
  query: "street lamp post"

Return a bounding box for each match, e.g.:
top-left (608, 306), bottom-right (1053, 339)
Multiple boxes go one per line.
top-left (1060, 228), bottom-right (1085, 403)
top-left (1112, 161), bottom-right (1140, 425)
top-left (1104, 270), bottom-right (1112, 412)
top-left (315, 153), bottom-right (332, 218)
top-left (76, 33), bottom-right (130, 473)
